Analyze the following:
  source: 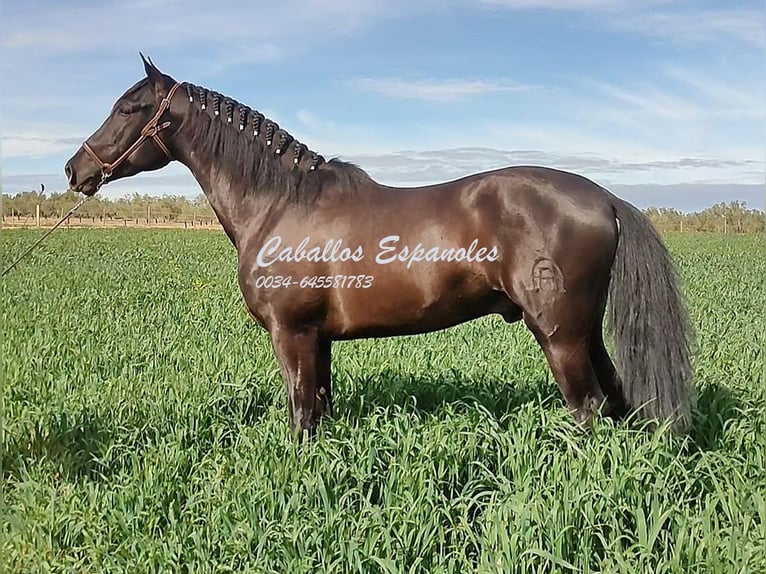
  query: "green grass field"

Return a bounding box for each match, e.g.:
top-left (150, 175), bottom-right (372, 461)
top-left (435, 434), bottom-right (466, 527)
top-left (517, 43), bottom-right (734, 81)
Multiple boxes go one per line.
top-left (2, 229), bottom-right (764, 573)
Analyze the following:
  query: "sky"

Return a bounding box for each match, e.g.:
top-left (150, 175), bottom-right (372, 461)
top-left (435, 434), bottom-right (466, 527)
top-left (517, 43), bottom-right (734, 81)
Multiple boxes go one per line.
top-left (2, 0), bottom-right (764, 212)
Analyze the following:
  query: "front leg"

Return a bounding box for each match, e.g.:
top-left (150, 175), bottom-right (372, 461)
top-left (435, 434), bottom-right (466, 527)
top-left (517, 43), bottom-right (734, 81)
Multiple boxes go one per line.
top-left (270, 326), bottom-right (326, 440)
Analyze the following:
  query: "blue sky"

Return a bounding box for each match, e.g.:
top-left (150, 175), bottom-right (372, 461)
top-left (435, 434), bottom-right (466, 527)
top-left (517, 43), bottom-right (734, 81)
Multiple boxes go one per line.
top-left (2, 0), bottom-right (764, 211)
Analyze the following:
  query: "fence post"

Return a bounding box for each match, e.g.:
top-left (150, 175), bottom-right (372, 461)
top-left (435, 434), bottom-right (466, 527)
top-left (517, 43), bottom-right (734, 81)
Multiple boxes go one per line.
top-left (36, 204), bottom-right (40, 227)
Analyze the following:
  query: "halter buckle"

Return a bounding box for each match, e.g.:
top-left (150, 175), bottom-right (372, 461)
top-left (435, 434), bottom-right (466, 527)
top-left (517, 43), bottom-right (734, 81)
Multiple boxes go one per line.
top-left (99, 167), bottom-right (112, 188)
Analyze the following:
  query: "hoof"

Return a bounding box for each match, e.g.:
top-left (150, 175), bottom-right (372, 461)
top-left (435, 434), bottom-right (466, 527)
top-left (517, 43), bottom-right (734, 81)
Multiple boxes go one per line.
top-left (290, 406), bottom-right (318, 442)
top-left (290, 422), bottom-right (317, 443)
top-left (571, 395), bottom-right (605, 430)
top-left (315, 387), bottom-right (333, 419)
top-left (572, 408), bottom-right (595, 431)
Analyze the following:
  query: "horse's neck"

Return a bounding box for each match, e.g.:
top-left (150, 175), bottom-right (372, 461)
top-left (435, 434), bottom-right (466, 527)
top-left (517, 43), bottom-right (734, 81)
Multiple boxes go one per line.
top-left (172, 145), bottom-right (269, 248)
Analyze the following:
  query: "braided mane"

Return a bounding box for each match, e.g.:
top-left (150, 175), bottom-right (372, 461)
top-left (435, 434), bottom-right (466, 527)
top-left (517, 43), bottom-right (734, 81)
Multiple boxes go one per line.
top-left (180, 82), bottom-right (370, 204)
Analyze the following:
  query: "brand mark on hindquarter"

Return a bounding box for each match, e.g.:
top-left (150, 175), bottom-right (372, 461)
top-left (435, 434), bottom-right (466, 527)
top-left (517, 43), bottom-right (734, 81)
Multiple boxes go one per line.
top-left (530, 257), bottom-right (566, 293)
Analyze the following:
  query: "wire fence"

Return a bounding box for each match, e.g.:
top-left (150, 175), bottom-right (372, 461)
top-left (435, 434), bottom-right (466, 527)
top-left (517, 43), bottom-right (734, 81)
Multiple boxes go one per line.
top-left (2, 204), bottom-right (763, 234)
top-left (2, 208), bottom-right (219, 229)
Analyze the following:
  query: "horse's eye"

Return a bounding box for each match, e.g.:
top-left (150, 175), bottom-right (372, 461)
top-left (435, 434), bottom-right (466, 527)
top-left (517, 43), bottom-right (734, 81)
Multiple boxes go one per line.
top-left (118, 106), bottom-right (133, 117)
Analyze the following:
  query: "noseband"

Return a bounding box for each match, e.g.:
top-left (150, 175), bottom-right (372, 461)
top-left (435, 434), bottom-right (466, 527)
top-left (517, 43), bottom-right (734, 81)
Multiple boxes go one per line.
top-left (81, 82), bottom-right (182, 189)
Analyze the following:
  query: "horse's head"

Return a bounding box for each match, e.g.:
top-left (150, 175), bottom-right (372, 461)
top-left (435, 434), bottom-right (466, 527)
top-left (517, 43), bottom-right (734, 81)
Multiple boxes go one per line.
top-left (64, 55), bottom-right (182, 196)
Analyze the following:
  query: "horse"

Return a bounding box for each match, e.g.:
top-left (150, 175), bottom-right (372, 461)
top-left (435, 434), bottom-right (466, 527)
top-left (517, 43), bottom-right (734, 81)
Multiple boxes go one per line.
top-left (64, 55), bottom-right (695, 439)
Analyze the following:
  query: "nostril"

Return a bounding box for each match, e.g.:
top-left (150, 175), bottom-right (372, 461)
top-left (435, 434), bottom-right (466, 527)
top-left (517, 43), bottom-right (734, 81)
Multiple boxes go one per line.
top-left (65, 163), bottom-right (75, 186)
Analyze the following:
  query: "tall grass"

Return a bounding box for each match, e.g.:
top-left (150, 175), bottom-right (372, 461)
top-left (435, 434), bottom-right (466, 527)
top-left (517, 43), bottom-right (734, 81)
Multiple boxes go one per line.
top-left (2, 230), bottom-right (764, 573)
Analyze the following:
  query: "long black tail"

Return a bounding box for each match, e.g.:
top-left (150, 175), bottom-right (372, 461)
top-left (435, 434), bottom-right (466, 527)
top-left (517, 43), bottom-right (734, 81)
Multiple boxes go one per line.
top-left (606, 196), bottom-right (695, 432)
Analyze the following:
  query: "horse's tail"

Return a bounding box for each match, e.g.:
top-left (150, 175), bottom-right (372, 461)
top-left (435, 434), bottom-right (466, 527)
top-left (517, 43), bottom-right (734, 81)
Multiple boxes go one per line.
top-left (606, 196), bottom-right (695, 432)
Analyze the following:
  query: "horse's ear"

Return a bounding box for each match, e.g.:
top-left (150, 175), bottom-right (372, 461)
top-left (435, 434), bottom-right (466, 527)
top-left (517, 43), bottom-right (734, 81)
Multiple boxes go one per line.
top-left (140, 52), bottom-right (163, 88)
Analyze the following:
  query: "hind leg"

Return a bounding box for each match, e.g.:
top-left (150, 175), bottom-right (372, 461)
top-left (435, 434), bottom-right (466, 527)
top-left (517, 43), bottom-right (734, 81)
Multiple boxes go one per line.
top-left (513, 263), bottom-right (610, 426)
top-left (524, 312), bottom-right (607, 426)
top-left (507, 240), bottom-right (617, 426)
top-left (589, 315), bottom-right (629, 420)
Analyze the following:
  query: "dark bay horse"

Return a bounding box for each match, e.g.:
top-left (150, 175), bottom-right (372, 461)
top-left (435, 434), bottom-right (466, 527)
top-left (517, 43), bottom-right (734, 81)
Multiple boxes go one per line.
top-left (65, 56), bottom-right (694, 438)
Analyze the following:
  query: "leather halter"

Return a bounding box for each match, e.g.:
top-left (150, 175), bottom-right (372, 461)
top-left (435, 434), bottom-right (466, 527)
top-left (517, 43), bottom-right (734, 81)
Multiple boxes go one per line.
top-left (81, 82), bottom-right (182, 188)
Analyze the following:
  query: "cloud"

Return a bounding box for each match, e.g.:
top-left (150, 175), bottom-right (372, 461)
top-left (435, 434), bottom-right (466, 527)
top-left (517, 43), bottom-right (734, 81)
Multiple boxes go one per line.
top-left (0, 0), bottom-right (430, 160)
top-left (2, 0), bottom-right (762, 193)
top-left (479, 0), bottom-right (765, 47)
top-left (588, 81), bottom-right (702, 121)
top-left (659, 64), bottom-right (764, 119)
top-left (607, 6), bottom-right (766, 48)
top-left (5, 147), bottom-right (763, 212)
top-left (5, 173), bottom-right (761, 215)
top-left (478, 0), bottom-right (632, 10)
top-left (574, 60), bottom-right (765, 126)
top-left (3, 135), bottom-right (85, 159)
top-left (343, 147), bottom-right (763, 186)
top-left (531, 63), bottom-right (765, 161)
top-left (0, 0), bottom-right (417, 65)
top-left (289, 106), bottom-right (761, 179)
top-left (3, 1), bottom-right (762, 71)
top-left (351, 77), bottom-right (537, 101)
top-left (291, 109), bottom-right (406, 156)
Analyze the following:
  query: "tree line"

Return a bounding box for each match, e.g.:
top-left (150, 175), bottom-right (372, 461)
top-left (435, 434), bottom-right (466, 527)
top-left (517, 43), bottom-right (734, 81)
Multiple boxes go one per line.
top-left (2, 190), bottom-right (764, 233)
top-left (643, 203), bottom-right (764, 234)
top-left (2, 190), bottom-right (215, 222)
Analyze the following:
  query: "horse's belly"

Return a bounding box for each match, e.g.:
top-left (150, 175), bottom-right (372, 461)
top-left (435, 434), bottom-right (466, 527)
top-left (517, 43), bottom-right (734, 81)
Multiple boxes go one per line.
top-left (325, 264), bottom-right (508, 339)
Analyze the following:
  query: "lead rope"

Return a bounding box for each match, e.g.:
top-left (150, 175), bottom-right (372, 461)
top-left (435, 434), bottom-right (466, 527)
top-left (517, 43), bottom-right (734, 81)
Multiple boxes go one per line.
top-left (2, 195), bottom-right (92, 278)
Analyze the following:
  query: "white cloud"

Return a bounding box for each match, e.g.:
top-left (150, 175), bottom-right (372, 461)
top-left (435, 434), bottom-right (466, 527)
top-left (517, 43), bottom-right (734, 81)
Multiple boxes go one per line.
top-left (351, 77), bottom-right (537, 101)
top-left (5, 156), bottom-right (763, 213)
top-left (3, 130), bottom-right (86, 159)
top-left (6, 1), bottom-right (759, 69)
top-left (659, 64), bottom-right (764, 118)
top-left (291, 109), bottom-right (407, 156)
top-left (4, 137), bottom-right (80, 159)
top-left (2, 0), bottom-right (763, 191)
top-left (608, 6), bottom-right (766, 48)
top-left (5, 146), bottom-right (762, 200)
top-left (478, 0), bottom-right (632, 10)
top-left (0, 0), bottom-right (417, 63)
top-left (340, 147), bottom-right (764, 187)
top-left (479, 0), bottom-right (765, 46)
top-left (588, 82), bottom-right (700, 120)
top-left (517, 63), bottom-right (765, 163)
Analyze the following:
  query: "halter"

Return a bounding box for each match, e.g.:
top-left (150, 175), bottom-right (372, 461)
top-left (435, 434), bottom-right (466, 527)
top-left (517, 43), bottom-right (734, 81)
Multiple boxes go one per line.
top-left (80, 82), bottom-right (182, 189)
